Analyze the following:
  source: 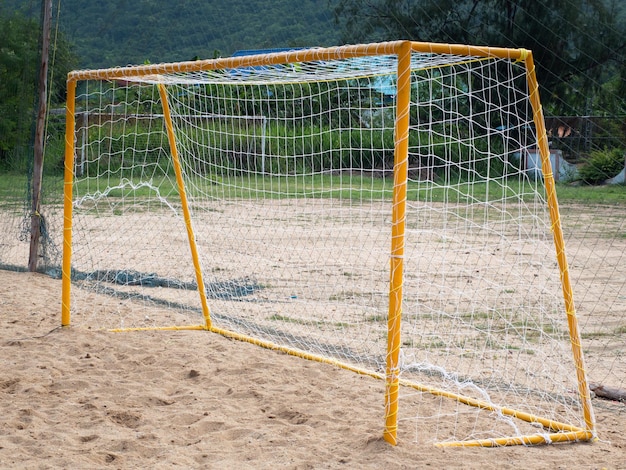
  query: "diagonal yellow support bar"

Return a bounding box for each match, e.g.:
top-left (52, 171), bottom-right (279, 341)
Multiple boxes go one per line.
top-left (157, 83), bottom-right (212, 329)
top-left (524, 52), bottom-right (596, 438)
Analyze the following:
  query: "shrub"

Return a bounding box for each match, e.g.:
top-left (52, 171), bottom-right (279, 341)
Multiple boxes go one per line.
top-left (578, 148), bottom-right (625, 185)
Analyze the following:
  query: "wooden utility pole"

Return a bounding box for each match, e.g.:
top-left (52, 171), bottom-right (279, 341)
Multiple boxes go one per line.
top-left (28, 0), bottom-right (53, 272)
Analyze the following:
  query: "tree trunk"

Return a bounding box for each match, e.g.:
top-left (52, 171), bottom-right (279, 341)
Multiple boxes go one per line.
top-left (28, 0), bottom-right (52, 272)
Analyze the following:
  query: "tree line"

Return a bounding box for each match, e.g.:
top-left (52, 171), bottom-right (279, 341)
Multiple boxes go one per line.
top-left (0, 7), bottom-right (76, 171)
top-left (1, 0), bottom-right (624, 173)
top-left (334, 0), bottom-right (626, 117)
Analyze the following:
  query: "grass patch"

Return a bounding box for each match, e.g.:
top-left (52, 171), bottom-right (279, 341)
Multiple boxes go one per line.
top-left (581, 331), bottom-right (613, 339)
top-left (2, 171), bottom-right (624, 206)
top-left (268, 314), bottom-right (351, 329)
top-left (365, 314), bottom-right (386, 323)
top-left (268, 314), bottom-right (310, 325)
top-left (328, 291), bottom-right (366, 301)
top-left (0, 174), bottom-right (64, 210)
top-left (0, 173), bottom-right (28, 194)
top-left (555, 184), bottom-right (626, 205)
top-left (73, 175), bottom-right (180, 200)
top-left (458, 311), bottom-right (491, 320)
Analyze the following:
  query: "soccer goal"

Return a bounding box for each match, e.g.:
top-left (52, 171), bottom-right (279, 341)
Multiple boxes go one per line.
top-left (62, 41), bottom-right (596, 446)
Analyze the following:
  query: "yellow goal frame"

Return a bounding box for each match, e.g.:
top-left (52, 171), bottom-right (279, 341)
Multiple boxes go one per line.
top-left (61, 40), bottom-right (596, 447)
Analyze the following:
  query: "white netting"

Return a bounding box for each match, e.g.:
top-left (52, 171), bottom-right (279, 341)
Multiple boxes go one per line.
top-left (66, 45), bottom-right (593, 444)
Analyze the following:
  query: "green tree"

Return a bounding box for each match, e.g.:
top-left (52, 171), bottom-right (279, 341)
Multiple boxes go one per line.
top-left (333, 0), bottom-right (626, 116)
top-left (0, 10), bottom-right (39, 169)
top-left (0, 8), bottom-right (77, 170)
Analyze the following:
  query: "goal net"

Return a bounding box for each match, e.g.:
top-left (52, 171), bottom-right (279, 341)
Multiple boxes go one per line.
top-left (62, 41), bottom-right (595, 446)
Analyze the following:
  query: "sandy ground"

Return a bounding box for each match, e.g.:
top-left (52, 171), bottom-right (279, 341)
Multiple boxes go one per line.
top-left (0, 270), bottom-right (625, 469)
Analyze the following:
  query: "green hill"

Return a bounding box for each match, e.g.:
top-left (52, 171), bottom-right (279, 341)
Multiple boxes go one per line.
top-left (4, 0), bottom-right (341, 69)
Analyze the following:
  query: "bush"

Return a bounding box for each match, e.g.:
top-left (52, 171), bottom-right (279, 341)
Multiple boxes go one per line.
top-left (578, 148), bottom-right (625, 185)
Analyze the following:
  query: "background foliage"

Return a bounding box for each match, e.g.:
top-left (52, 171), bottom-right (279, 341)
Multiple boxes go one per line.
top-left (0, 4), bottom-right (76, 171)
top-left (334, 0), bottom-right (626, 117)
top-left (0, 0), bottom-right (624, 178)
top-left (1, 0), bottom-right (340, 69)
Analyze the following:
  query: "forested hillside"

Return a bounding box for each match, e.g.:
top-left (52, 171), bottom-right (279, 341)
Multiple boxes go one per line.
top-left (3, 0), bottom-right (340, 68)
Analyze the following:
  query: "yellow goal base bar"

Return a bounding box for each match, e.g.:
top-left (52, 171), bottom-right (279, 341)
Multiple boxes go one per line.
top-left (103, 323), bottom-right (595, 448)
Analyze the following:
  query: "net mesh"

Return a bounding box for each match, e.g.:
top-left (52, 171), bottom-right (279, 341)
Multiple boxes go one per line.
top-left (66, 46), bottom-right (593, 444)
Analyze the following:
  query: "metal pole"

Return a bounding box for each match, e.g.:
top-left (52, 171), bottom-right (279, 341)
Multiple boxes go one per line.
top-left (61, 79), bottom-right (76, 327)
top-left (383, 41), bottom-right (411, 446)
top-left (158, 84), bottom-right (212, 329)
top-left (525, 51), bottom-right (596, 437)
